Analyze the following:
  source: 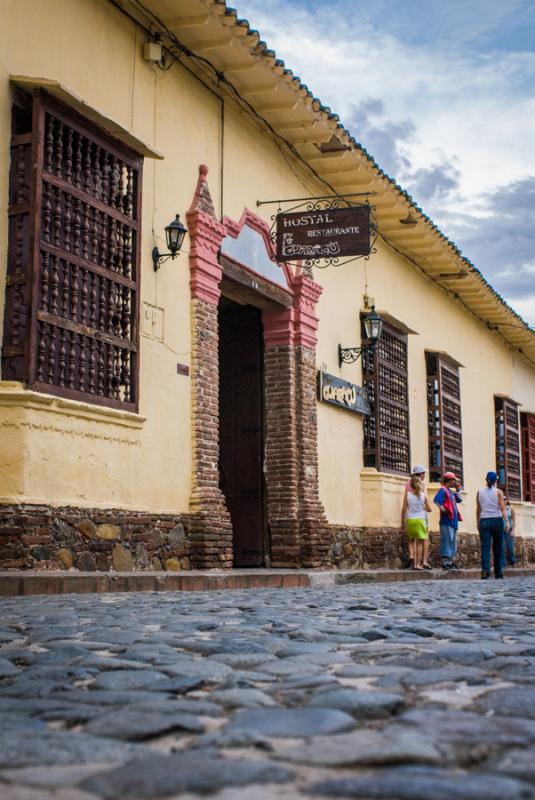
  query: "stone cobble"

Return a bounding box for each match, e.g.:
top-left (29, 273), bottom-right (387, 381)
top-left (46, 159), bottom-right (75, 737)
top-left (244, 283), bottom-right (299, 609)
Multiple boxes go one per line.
top-left (2, 579), bottom-right (535, 798)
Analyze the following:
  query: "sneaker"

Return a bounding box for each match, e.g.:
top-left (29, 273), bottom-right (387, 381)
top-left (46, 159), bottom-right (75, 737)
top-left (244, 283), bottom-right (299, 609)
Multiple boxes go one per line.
top-left (481, 571), bottom-right (490, 579)
top-left (495, 574), bottom-right (504, 579)
top-left (449, 561), bottom-right (460, 570)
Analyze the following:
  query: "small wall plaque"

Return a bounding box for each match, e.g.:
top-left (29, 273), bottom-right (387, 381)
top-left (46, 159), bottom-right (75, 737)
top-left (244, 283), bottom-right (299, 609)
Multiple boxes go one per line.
top-left (317, 369), bottom-right (370, 415)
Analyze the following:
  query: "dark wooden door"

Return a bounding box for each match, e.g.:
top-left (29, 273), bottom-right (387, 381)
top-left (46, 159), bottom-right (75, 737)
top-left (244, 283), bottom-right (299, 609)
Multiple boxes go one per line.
top-left (219, 302), bottom-right (265, 567)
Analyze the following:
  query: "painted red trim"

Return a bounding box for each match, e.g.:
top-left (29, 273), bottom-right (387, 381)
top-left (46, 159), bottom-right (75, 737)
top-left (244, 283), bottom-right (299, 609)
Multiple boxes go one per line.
top-left (187, 166), bottom-right (323, 344)
top-left (262, 307), bottom-right (295, 347)
top-left (221, 206), bottom-right (322, 348)
top-left (222, 208), bottom-right (295, 289)
top-left (187, 166), bottom-right (226, 305)
top-left (293, 274), bottom-right (323, 349)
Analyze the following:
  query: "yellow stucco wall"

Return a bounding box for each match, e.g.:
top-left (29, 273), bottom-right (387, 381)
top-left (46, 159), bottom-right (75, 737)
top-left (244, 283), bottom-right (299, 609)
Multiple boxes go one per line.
top-left (1, 0), bottom-right (534, 535)
top-left (0, 0), bottom-right (318, 512)
top-left (316, 238), bottom-right (535, 535)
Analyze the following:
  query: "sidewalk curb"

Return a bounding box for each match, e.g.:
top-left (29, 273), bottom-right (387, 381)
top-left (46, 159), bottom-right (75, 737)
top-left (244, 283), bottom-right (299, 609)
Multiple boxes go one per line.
top-left (1, 567), bottom-right (534, 596)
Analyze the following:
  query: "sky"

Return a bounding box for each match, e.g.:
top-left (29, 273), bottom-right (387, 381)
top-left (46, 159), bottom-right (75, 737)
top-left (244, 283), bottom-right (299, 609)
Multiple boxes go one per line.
top-left (234, 0), bottom-right (535, 326)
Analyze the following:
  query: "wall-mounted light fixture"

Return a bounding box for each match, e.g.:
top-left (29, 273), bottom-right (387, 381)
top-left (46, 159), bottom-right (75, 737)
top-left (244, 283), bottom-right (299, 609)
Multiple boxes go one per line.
top-left (152, 215), bottom-right (187, 271)
top-left (338, 305), bottom-right (384, 367)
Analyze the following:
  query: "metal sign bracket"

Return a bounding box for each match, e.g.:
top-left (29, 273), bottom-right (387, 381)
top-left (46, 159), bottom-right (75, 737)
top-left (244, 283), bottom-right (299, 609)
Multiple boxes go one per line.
top-left (257, 193), bottom-right (378, 270)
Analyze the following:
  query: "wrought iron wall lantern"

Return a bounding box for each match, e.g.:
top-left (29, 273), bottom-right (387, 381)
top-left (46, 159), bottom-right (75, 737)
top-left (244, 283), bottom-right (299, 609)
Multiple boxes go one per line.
top-left (338, 306), bottom-right (384, 367)
top-left (152, 214), bottom-right (187, 271)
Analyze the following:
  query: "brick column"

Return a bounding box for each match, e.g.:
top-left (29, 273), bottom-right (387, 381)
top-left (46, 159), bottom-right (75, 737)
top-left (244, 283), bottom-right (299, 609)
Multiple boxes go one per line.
top-left (186, 165), bottom-right (233, 568)
top-left (293, 275), bottom-right (331, 567)
top-left (262, 274), bottom-right (330, 568)
top-left (263, 307), bottom-right (301, 567)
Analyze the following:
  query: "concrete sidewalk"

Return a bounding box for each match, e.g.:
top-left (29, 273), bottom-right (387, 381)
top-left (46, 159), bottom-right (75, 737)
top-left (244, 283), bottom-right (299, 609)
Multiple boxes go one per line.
top-left (1, 566), bottom-right (535, 596)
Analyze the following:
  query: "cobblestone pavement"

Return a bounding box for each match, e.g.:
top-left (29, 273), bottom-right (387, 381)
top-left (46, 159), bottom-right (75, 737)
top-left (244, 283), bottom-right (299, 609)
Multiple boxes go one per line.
top-left (2, 579), bottom-right (535, 799)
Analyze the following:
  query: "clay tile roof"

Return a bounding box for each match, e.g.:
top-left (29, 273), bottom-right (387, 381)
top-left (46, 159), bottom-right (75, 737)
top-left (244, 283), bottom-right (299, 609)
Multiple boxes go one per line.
top-left (144, 0), bottom-right (535, 360)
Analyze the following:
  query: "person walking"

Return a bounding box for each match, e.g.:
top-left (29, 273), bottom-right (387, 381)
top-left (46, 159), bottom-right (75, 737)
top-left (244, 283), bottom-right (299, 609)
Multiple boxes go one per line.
top-left (477, 471), bottom-right (508, 579)
top-left (434, 472), bottom-right (462, 570)
top-left (501, 494), bottom-right (517, 569)
top-left (401, 475), bottom-right (432, 570)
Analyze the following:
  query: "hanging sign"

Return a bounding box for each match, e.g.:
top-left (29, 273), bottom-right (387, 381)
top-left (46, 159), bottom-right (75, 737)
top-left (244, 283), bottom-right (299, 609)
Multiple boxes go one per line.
top-left (317, 370), bottom-right (370, 416)
top-left (276, 205), bottom-right (370, 262)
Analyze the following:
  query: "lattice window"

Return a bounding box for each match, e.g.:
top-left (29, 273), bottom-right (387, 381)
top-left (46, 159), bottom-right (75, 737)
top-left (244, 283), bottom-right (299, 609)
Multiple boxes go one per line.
top-left (426, 353), bottom-right (464, 484)
top-left (363, 321), bottom-right (410, 474)
top-left (521, 413), bottom-right (535, 503)
top-left (495, 397), bottom-right (521, 500)
top-left (2, 89), bottom-right (142, 411)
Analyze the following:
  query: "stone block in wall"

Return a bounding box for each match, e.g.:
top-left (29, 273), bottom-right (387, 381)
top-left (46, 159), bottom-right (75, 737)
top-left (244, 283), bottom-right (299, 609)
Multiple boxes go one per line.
top-left (78, 519), bottom-right (97, 539)
top-left (55, 548), bottom-right (73, 569)
top-left (112, 543), bottom-right (133, 572)
top-left (96, 524), bottom-right (120, 541)
top-left (76, 551), bottom-right (97, 571)
top-left (52, 519), bottom-right (78, 547)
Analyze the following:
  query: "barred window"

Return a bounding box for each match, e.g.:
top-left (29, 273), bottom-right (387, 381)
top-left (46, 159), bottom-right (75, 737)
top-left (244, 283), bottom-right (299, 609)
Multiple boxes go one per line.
top-left (521, 412), bottom-right (535, 502)
top-left (426, 353), bottom-right (463, 484)
top-left (362, 321), bottom-right (410, 474)
top-left (495, 397), bottom-right (521, 500)
top-left (2, 89), bottom-right (142, 411)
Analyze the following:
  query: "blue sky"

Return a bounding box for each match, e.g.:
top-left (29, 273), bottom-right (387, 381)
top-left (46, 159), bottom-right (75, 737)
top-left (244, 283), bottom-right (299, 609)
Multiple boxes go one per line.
top-left (235, 0), bottom-right (535, 325)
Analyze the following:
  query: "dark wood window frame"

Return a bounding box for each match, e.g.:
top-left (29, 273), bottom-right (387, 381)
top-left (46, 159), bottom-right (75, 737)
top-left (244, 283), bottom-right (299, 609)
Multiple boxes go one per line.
top-left (521, 412), bottom-right (535, 503)
top-left (362, 319), bottom-right (411, 475)
top-left (2, 88), bottom-right (143, 412)
top-left (495, 396), bottom-right (522, 500)
top-left (426, 352), bottom-right (464, 484)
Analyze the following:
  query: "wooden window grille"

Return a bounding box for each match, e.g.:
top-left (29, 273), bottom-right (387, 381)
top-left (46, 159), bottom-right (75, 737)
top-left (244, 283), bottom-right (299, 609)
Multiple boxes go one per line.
top-left (521, 412), bottom-right (535, 502)
top-left (426, 353), bottom-right (463, 484)
top-left (495, 397), bottom-right (521, 500)
top-left (362, 321), bottom-right (410, 474)
top-left (2, 89), bottom-right (142, 411)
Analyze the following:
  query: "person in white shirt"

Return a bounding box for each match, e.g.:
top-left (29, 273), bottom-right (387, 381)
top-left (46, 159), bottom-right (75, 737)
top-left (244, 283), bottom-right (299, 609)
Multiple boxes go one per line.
top-left (401, 475), bottom-right (432, 570)
top-left (476, 471), bottom-right (508, 579)
top-left (402, 465), bottom-right (428, 568)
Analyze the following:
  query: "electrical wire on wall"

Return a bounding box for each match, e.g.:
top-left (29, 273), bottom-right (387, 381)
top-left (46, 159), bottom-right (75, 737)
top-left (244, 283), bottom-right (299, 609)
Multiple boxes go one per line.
top-left (110, 0), bottom-right (338, 201)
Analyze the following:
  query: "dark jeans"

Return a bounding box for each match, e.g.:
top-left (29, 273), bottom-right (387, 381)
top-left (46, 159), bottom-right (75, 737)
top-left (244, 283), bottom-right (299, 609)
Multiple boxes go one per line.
top-left (479, 517), bottom-right (505, 577)
top-left (502, 531), bottom-right (516, 568)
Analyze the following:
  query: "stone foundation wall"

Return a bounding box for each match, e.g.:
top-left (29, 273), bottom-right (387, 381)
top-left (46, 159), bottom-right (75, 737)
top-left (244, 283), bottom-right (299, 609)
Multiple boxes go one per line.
top-left (329, 525), bottom-right (535, 570)
top-left (0, 505), bottom-right (193, 571)
top-left (4, 504), bottom-right (535, 572)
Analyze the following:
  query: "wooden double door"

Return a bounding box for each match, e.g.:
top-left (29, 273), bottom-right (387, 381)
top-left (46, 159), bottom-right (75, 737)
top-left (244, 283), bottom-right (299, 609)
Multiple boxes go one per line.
top-left (218, 300), bottom-right (266, 567)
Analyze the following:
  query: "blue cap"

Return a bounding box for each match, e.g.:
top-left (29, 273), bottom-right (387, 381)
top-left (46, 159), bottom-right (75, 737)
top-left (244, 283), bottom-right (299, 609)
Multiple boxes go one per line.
top-left (486, 471), bottom-right (498, 483)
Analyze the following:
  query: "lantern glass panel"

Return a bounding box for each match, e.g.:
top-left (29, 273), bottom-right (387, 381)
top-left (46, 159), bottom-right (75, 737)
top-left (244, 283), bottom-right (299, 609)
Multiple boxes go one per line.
top-left (165, 215), bottom-right (187, 255)
top-left (363, 307), bottom-right (383, 343)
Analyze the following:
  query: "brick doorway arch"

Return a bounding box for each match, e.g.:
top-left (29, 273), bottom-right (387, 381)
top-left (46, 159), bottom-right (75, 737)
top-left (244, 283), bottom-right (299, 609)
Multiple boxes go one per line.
top-left (186, 166), bottom-right (330, 569)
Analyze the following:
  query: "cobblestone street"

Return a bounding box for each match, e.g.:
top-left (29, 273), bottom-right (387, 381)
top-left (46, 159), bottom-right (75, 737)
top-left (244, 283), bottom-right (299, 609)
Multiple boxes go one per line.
top-left (2, 578), bottom-right (535, 799)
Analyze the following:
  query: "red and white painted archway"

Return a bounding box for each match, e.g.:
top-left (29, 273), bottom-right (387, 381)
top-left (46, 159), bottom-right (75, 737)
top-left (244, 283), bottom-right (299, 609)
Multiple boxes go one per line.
top-left (186, 165), bottom-right (330, 568)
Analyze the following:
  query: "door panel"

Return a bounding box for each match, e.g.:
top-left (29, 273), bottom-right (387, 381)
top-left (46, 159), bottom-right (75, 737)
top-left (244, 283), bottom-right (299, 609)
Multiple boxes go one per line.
top-left (219, 303), bottom-right (264, 567)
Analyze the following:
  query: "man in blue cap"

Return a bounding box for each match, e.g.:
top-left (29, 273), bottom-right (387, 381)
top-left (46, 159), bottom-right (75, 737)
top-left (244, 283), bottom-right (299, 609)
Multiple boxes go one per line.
top-left (476, 471), bottom-right (508, 579)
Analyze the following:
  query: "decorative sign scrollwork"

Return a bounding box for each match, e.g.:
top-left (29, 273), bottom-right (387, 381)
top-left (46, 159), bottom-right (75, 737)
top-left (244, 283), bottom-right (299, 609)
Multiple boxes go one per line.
top-left (260, 193), bottom-right (378, 270)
